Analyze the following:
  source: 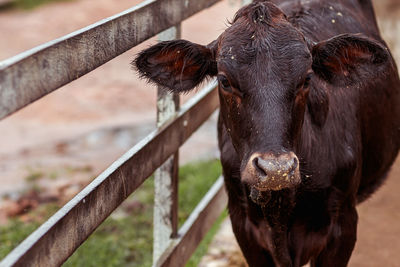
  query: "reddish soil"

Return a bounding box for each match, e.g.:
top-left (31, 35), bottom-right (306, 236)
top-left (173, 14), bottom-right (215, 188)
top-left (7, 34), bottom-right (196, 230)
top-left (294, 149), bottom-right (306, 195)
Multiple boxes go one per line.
top-left (0, 0), bottom-right (399, 265)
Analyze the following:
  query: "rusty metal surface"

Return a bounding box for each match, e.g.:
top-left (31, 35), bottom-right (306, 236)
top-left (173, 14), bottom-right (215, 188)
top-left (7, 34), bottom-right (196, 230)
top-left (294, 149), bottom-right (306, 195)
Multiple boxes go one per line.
top-left (156, 176), bottom-right (228, 267)
top-left (0, 82), bottom-right (219, 267)
top-left (153, 25), bottom-right (181, 263)
top-left (0, 0), bottom-right (221, 120)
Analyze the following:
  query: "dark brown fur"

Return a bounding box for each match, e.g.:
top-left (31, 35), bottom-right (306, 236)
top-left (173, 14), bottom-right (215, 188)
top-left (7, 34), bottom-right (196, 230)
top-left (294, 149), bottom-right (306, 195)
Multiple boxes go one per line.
top-left (133, 0), bottom-right (400, 266)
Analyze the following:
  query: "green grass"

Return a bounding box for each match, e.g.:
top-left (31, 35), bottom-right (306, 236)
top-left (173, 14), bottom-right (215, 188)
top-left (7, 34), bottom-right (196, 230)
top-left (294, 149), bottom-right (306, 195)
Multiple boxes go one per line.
top-left (0, 159), bottom-right (226, 266)
top-left (0, 0), bottom-right (73, 10)
top-left (178, 160), bottom-right (224, 225)
top-left (0, 220), bottom-right (40, 258)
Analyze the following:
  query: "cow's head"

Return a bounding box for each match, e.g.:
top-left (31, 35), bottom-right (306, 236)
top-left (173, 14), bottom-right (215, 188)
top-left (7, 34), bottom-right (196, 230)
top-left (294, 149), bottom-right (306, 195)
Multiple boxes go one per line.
top-left (134, 1), bottom-right (390, 203)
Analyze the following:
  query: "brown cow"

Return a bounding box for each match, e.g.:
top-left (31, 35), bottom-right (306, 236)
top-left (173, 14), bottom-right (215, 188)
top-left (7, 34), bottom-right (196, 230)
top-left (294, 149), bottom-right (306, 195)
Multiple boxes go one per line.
top-left (134, 0), bottom-right (400, 266)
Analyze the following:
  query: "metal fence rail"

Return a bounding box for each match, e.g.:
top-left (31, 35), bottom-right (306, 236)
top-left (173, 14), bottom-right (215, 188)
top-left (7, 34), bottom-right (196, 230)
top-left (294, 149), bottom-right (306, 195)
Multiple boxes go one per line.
top-left (157, 176), bottom-right (227, 267)
top-left (0, 0), bottom-right (232, 266)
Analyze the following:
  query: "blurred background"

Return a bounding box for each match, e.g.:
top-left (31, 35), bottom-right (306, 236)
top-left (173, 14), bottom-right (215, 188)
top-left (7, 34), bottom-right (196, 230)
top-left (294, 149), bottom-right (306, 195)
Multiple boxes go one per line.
top-left (0, 0), bottom-right (399, 266)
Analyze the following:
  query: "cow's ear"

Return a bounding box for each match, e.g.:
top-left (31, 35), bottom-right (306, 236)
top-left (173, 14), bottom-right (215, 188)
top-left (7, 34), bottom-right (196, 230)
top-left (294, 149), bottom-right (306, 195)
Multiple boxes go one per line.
top-left (311, 34), bottom-right (390, 86)
top-left (133, 39), bottom-right (218, 93)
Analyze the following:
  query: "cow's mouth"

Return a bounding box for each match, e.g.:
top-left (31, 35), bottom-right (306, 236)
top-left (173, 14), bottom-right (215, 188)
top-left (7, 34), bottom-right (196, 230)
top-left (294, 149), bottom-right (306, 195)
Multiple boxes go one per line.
top-left (249, 187), bottom-right (271, 205)
top-left (254, 168), bottom-right (301, 191)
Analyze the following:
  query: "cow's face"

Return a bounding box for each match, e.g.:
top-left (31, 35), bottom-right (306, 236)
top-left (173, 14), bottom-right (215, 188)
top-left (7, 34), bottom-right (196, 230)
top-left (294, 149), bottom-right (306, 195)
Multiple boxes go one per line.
top-left (215, 3), bottom-right (311, 194)
top-left (134, 1), bottom-right (389, 203)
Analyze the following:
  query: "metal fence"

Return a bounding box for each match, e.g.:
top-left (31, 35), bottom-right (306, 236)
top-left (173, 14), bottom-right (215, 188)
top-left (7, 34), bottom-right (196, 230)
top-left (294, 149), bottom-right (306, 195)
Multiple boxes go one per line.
top-left (0, 0), bottom-right (232, 266)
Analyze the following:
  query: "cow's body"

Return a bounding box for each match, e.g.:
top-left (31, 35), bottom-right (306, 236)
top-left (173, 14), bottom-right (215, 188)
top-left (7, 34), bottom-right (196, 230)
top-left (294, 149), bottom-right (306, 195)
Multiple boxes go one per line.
top-left (220, 1), bottom-right (400, 266)
top-left (134, 0), bottom-right (400, 266)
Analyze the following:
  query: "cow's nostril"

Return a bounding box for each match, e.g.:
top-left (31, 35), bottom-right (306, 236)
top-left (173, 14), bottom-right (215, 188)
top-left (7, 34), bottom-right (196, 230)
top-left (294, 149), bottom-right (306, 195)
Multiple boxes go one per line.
top-left (253, 157), bottom-right (267, 177)
top-left (290, 156), bottom-right (298, 172)
top-left (251, 153), bottom-right (299, 179)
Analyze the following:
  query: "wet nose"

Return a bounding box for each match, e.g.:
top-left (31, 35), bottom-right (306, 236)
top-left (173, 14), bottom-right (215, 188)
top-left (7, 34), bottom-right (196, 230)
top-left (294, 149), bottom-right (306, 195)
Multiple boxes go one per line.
top-left (253, 153), bottom-right (298, 180)
top-left (248, 152), bottom-right (301, 191)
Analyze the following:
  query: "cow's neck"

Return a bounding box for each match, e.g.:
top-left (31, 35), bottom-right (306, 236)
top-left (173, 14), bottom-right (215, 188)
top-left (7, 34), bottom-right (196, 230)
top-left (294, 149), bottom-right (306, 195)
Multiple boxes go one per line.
top-left (254, 189), bottom-right (297, 266)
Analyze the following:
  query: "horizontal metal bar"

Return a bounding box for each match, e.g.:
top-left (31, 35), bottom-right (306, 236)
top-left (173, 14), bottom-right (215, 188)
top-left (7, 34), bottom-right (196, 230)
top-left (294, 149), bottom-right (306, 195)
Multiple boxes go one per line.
top-left (0, 0), bottom-right (221, 120)
top-left (0, 81), bottom-right (219, 267)
top-left (155, 176), bottom-right (228, 267)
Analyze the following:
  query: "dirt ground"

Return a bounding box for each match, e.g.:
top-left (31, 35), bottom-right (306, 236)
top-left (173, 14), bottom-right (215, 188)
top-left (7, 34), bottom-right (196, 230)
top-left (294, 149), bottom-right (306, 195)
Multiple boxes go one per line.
top-left (0, 0), bottom-right (399, 266)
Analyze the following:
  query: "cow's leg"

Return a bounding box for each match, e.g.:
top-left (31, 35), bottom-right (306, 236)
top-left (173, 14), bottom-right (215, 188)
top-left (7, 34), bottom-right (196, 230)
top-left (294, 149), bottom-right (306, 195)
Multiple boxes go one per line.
top-left (311, 204), bottom-right (358, 267)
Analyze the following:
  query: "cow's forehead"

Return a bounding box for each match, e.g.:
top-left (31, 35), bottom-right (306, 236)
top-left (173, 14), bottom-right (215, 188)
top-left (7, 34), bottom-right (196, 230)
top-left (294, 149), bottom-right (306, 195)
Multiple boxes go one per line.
top-left (216, 23), bottom-right (310, 74)
top-left (216, 23), bottom-right (266, 67)
top-left (216, 5), bottom-right (308, 63)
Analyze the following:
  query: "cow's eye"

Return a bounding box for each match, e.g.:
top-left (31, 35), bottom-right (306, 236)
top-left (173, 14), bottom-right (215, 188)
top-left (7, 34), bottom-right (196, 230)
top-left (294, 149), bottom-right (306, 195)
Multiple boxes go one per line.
top-left (303, 73), bottom-right (312, 88)
top-left (218, 75), bottom-right (232, 93)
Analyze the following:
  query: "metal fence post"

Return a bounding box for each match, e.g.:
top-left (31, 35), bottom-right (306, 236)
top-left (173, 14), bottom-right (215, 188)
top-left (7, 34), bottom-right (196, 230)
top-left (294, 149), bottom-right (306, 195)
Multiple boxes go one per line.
top-left (153, 25), bottom-right (181, 264)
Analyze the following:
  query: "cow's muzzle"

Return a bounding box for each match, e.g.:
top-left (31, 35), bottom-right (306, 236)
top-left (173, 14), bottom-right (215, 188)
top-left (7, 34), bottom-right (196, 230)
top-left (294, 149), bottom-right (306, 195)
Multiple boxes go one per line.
top-left (242, 151), bottom-right (301, 192)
